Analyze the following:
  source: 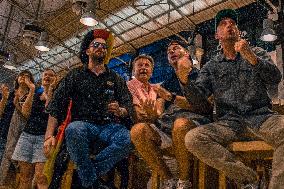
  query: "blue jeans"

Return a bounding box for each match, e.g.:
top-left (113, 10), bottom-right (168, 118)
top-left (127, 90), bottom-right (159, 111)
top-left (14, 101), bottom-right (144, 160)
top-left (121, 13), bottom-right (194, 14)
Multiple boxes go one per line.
top-left (65, 121), bottom-right (132, 187)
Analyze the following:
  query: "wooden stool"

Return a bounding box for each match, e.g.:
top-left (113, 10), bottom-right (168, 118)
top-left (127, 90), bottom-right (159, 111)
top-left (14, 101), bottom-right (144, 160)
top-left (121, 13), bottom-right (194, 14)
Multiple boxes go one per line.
top-left (199, 141), bottom-right (273, 189)
top-left (219, 141), bottom-right (273, 188)
top-left (150, 157), bottom-right (199, 189)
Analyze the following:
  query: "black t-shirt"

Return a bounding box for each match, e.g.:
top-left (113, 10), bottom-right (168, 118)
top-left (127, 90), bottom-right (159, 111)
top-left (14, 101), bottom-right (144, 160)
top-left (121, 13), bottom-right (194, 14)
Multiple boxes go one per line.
top-left (161, 67), bottom-right (199, 110)
top-left (23, 91), bottom-right (49, 135)
top-left (47, 66), bottom-right (134, 126)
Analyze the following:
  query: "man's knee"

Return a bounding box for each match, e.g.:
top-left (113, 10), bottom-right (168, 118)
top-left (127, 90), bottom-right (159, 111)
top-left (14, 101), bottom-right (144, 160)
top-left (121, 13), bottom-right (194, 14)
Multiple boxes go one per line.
top-left (130, 123), bottom-right (148, 143)
top-left (65, 121), bottom-right (87, 137)
top-left (173, 118), bottom-right (196, 136)
top-left (35, 172), bottom-right (47, 185)
top-left (113, 128), bottom-right (132, 149)
top-left (184, 127), bottom-right (204, 152)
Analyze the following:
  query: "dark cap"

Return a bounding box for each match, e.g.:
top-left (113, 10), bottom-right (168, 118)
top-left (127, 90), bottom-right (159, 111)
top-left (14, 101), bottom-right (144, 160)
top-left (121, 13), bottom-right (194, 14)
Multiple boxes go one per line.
top-left (167, 40), bottom-right (188, 50)
top-left (215, 9), bottom-right (238, 30)
top-left (79, 29), bottom-right (114, 65)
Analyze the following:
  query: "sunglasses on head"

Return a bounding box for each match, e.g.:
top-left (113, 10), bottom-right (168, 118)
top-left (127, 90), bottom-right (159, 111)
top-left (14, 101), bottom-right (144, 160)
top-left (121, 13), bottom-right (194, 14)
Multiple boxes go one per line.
top-left (90, 41), bottom-right (108, 49)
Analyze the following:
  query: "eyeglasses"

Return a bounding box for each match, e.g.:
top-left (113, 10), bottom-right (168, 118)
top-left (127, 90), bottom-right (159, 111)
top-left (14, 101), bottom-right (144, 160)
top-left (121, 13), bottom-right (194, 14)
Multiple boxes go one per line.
top-left (89, 42), bottom-right (108, 49)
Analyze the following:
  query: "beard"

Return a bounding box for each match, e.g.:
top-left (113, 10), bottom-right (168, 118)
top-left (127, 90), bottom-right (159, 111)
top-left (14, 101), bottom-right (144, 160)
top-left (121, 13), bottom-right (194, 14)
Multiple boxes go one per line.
top-left (90, 52), bottom-right (106, 65)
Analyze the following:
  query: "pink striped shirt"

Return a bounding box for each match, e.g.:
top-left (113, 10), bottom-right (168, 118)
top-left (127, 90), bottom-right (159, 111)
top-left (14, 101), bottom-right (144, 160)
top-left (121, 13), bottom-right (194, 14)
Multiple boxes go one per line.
top-left (127, 78), bottom-right (157, 106)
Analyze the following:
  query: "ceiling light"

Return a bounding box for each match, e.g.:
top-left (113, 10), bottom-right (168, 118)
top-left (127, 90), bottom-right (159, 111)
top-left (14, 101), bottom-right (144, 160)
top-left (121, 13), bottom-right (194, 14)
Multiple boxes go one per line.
top-left (80, 11), bottom-right (98, 26)
top-left (23, 21), bottom-right (42, 46)
top-left (3, 62), bottom-right (17, 70)
top-left (35, 31), bottom-right (50, 51)
top-left (260, 19), bottom-right (277, 42)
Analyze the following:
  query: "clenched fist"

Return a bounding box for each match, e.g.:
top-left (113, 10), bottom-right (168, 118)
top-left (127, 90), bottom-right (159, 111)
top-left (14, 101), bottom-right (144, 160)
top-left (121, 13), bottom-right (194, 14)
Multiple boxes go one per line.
top-left (176, 54), bottom-right (192, 84)
top-left (234, 39), bottom-right (257, 65)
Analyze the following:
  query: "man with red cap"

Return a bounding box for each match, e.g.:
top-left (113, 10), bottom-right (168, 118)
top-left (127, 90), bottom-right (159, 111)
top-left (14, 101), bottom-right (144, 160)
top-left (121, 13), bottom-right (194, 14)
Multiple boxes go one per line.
top-left (44, 29), bottom-right (134, 189)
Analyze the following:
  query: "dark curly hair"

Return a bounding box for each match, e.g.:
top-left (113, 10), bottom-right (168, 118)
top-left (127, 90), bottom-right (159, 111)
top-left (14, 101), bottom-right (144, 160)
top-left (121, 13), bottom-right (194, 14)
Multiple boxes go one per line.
top-left (79, 30), bottom-right (95, 65)
top-left (14, 70), bottom-right (35, 90)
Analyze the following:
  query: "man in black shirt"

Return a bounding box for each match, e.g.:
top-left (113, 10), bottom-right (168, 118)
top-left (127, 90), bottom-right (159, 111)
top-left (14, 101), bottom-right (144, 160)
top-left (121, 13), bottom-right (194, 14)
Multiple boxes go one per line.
top-left (44, 29), bottom-right (133, 189)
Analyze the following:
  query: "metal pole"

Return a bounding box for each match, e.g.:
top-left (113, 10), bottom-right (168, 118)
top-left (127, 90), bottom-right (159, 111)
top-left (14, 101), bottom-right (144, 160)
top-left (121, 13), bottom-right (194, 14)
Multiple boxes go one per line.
top-left (276, 0), bottom-right (284, 78)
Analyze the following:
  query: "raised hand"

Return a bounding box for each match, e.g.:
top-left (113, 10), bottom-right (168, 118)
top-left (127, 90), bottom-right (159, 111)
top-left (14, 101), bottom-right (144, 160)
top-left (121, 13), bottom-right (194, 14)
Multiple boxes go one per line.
top-left (50, 76), bottom-right (58, 89)
top-left (24, 77), bottom-right (35, 90)
top-left (234, 38), bottom-right (257, 65)
top-left (176, 54), bottom-right (192, 84)
top-left (0, 84), bottom-right (9, 100)
top-left (153, 85), bottom-right (172, 101)
top-left (138, 98), bottom-right (157, 117)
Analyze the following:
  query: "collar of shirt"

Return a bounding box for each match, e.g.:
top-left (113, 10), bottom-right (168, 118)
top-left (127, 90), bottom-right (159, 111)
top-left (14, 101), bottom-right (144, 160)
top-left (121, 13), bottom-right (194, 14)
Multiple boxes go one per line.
top-left (83, 64), bottom-right (110, 77)
top-left (215, 50), bottom-right (241, 62)
top-left (127, 78), bottom-right (157, 105)
top-left (188, 67), bottom-right (199, 81)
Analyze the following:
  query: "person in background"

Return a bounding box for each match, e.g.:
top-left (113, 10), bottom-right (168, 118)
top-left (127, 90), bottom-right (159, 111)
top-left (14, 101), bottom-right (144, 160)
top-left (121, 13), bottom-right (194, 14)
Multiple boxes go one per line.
top-left (11, 69), bottom-right (56, 189)
top-left (176, 9), bottom-right (283, 189)
top-left (0, 84), bottom-right (9, 119)
top-left (0, 84), bottom-right (14, 162)
top-left (0, 70), bottom-right (35, 187)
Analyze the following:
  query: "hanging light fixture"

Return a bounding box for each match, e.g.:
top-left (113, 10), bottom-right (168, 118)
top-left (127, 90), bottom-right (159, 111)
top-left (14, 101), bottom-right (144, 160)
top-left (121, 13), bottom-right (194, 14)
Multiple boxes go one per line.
top-left (80, 10), bottom-right (98, 26)
top-left (260, 18), bottom-right (277, 42)
top-left (1, 52), bottom-right (16, 70)
top-left (3, 62), bottom-right (17, 70)
top-left (35, 31), bottom-right (50, 51)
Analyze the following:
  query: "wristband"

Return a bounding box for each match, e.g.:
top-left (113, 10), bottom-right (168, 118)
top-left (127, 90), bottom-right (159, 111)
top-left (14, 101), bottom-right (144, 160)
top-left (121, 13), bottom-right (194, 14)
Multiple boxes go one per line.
top-left (170, 93), bottom-right (177, 103)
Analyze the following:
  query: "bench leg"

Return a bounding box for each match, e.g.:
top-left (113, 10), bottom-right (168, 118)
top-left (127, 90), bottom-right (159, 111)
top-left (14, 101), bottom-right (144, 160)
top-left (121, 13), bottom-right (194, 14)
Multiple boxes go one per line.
top-left (199, 161), bottom-right (205, 189)
top-left (218, 172), bottom-right (226, 189)
top-left (151, 170), bottom-right (160, 189)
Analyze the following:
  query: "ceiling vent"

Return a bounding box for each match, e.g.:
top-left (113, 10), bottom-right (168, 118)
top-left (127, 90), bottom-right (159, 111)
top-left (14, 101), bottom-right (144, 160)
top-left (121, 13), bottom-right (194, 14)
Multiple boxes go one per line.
top-left (71, 0), bottom-right (88, 15)
top-left (22, 21), bottom-right (42, 46)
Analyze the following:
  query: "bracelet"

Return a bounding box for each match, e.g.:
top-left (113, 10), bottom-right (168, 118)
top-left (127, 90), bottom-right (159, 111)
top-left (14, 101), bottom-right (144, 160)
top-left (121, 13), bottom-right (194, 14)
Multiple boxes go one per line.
top-left (44, 136), bottom-right (54, 142)
top-left (169, 93), bottom-right (177, 103)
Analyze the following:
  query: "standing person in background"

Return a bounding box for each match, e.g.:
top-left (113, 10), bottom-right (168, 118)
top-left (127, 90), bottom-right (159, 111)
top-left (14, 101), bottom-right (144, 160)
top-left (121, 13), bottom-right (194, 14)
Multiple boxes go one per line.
top-left (11, 69), bottom-right (56, 189)
top-left (0, 70), bottom-right (35, 187)
top-left (0, 84), bottom-right (9, 119)
top-left (0, 84), bottom-right (14, 162)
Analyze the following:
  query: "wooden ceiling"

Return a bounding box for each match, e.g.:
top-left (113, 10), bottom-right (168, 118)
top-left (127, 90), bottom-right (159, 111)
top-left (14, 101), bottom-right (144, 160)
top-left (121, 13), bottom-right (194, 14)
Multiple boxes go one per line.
top-left (0, 0), bottom-right (257, 81)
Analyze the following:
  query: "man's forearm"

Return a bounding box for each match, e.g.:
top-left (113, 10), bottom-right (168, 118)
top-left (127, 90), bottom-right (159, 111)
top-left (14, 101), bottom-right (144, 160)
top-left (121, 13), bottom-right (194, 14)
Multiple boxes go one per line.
top-left (0, 97), bottom-right (8, 118)
top-left (45, 115), bottom-right (58, 139)
top-left (174, 96), bottom-right (191, 110)
top-left (22, 88), bottom-right (35, 118)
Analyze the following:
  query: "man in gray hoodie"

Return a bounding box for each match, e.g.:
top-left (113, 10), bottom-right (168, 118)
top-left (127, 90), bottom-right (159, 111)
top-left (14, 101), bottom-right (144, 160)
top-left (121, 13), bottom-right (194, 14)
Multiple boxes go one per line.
top-left (175, 9), bottom-right (283, 189)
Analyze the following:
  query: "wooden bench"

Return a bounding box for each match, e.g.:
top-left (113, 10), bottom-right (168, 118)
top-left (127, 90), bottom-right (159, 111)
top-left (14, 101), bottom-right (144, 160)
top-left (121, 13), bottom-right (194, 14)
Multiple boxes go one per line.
top-left (199, 141), bottom-right (273, 189)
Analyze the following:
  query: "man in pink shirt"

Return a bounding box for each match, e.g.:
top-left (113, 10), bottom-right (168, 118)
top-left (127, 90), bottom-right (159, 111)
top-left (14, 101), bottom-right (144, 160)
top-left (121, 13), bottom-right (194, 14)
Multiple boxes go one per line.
top-left (127, 55), bottom-right (162, 123)
top-left (128, 53), bottom-right (212, 189)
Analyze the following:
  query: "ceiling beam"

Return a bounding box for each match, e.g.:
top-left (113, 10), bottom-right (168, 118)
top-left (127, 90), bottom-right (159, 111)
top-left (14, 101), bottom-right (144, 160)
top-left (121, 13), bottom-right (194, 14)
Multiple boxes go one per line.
top-left (113, 0), bottom-right (238, 50)
top-left (6, 0), bottom-right (34, 18)
top-left (95, 16), bottom-right (137, 53)
top-left (167, 0), bottom-right (196, 27)
top-left (1, 5), bottom-right (14, 49)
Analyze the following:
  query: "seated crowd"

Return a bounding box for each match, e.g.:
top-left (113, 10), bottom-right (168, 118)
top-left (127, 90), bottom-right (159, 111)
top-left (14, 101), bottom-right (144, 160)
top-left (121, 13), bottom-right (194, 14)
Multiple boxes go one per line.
top-left (0, 9), bottom-right (283, 189)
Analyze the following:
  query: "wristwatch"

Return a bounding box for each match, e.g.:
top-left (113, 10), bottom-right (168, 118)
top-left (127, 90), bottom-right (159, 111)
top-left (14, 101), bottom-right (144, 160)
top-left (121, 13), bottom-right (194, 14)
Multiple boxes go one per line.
top-left (169, 92), bottom-right (177, 103)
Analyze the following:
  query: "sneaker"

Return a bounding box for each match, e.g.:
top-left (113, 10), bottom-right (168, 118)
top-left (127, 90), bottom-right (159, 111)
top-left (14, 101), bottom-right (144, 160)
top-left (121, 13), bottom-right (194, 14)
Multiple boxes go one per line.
top-left (176, 179), bottom-right (192, 189)
top-left (161, 178), bottom-right (176, 189)
top-left (241, 183), bottom-right (259, 189)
